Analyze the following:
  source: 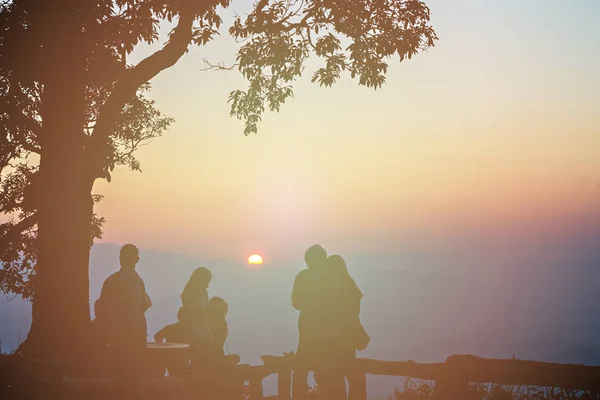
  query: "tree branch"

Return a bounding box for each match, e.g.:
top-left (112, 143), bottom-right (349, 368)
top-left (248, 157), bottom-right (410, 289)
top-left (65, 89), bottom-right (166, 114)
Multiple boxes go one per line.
top-left (84, 9), bottom-right (197, 176)
top-left (200, 57), bottom-right (238, 71)
top-left (0, 214), bottom-right (37, 253)
top-left (22, 142), bottom-right (40, 154)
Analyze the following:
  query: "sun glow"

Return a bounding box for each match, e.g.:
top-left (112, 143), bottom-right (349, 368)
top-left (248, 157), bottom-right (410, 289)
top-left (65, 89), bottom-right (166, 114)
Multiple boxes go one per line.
top-left (248, 253), bottom-right (263, 265)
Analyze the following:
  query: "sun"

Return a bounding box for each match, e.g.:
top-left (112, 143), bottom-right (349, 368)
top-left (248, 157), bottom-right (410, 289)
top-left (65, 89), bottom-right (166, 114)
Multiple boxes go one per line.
top-left (248, 253), bottom-right (263, 265)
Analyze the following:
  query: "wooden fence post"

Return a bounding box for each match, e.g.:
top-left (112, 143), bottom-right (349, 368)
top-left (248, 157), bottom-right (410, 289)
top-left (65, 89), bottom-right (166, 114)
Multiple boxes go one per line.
top-left (278, 369), bottom-right (292, 400)
top-left (348, 371), bottom-right (367, 400)
top-left (434, 355), bottom-right (469, 400)
top-left (249, 376), bottom-right (264, 400)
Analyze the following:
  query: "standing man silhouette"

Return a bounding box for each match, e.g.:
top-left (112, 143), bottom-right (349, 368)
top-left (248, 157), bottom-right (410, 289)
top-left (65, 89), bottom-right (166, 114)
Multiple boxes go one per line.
top-left (291, 244), bottom-right (332, 400)
top-left (99, 244), bottom-right (151, 347)
top-left (98, 244), bottom-right (151, 388)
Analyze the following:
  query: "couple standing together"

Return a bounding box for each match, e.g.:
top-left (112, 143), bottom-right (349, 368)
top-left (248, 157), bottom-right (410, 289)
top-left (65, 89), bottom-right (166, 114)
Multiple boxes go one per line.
top-left (292, 245), bottom-right (369, 400)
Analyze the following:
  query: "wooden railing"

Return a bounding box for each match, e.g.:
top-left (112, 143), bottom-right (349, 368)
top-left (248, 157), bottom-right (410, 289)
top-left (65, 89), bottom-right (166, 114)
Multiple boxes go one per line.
top-left (5, 352), bottom-right (600, 399)
top-left (253, 354), bottom-right (600, 400)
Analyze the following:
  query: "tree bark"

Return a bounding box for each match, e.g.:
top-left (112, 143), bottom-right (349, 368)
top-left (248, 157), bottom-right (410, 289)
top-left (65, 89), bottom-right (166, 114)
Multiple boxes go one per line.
top-left (23, 2), bottom-right (205, 363)
top-left (26, 5), bottom-right (93, 362)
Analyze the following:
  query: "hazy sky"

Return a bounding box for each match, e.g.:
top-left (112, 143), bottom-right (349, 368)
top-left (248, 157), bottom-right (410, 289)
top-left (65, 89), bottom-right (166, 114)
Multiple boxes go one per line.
top-left (94, 0), bottom-right (600, 261)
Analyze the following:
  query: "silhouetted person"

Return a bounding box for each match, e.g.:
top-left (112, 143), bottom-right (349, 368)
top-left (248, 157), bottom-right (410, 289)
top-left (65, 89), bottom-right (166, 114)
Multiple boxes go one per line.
top-left (154, 307), bottom-right (189, 376)
top-left (99, 244), bottom-right (151, 347)
top-left (207, 296), bottom-right (243, 400)
top-left (207, 296), bottom-right (229, 358)
top-left (154, 307), bottom-right (185, 344)
top-left (291, 244), bottom-right (334, 400)
top-left (207, 295), bottom-right (241, 363)
top-left (325, 255), bottom-right (368, 400)
top-left (180, 267), bottom-right (214, 371)
top-left (98, 244), bottom-right (151, 393)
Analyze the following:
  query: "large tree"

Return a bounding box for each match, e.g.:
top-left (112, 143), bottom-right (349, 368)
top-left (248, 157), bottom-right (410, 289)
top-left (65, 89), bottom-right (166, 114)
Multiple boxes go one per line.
top-left (0, 0), bottom-right (437, 360)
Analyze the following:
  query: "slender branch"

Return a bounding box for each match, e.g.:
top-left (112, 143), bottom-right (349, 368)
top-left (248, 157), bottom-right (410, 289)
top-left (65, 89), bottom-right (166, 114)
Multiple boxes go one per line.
top-left (120, 44), bottom-right (127, 68)
top-left (22, 142), bottom-right (40, 154)
top-left (85, 9), bottom-right (198, 176)
top-left (0, 148), bottom-right (20, 175)
top-left (0, 214), bottom-right (37, 253)
top-left (200, 57), bottom-right (238, 71)
top-left (255, 14), bottom-right (311, 35)
top-left (275, 0), bottom-right (302, 27)
top-left (304, 26), bottom-right (317, 51)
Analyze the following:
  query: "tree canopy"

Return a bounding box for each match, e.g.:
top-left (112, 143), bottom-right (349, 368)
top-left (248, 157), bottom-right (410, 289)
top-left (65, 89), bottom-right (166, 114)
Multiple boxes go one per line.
top-left (0, 0), bottom-right (437, 300)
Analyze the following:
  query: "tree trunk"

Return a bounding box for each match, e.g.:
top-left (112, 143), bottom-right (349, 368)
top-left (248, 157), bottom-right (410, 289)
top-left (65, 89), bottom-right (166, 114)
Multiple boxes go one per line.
top-left (26, 5), bottom-right (93, 362)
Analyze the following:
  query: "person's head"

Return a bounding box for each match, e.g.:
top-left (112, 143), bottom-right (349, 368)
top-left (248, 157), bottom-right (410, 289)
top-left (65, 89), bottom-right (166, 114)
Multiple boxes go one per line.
top-left (304, 244), bottom-right (327, 269)
top-left (119, 244), bottom-right (139, 269)
top-left (327, 254), bottom-right (363, 298)
top-left (185, 267), bottom-right (212, 293)
top-left (327, 254), bottom-right (349, 277)
top-left (208, 296), bottom-right (228, 319)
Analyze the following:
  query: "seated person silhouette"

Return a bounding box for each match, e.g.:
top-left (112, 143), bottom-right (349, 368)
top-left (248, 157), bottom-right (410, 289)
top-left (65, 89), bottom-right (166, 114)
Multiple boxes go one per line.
top-left (154, 307), bottom-right (185, 344)
top-left (154, 307), bottom-right (190, 376)
top-left (155, 299), bottom-right (241, 377)
top-left (207, 296), bottom-right (240, 365)
top-left (205, 296), bottom-right (243, 400)
top-left (98, 244), bottom-right (152, 381)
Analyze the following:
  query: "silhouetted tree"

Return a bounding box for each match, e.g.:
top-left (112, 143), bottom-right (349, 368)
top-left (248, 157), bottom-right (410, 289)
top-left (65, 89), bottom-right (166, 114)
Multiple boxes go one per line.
top-left (0, 0), bottom-right (437, 360)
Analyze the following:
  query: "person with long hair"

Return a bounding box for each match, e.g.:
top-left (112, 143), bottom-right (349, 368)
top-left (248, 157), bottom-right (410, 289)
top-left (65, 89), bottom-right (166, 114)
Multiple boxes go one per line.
top-left (180, 267), bottom-right (214, 368)
top-left (328, 255), bottom-right (363, 336)
top-left (325, 255), bottom-right (369, 400)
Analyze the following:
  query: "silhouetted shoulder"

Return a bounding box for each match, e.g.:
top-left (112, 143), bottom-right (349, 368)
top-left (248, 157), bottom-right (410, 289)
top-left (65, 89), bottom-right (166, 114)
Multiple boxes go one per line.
top-left (293, 269), bottom-right (314, 288)
top-left (105, 271), bottom-right (120, 282)
top-left (299, 268), bottom-right (313, 277)
top-left (292, 269), bottom-right (315, 310)
top-left (100, 271), bottom-right (120, 294)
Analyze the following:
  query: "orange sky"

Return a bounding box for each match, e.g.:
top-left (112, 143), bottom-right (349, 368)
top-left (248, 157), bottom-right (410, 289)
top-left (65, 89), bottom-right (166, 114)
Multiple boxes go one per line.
top-left (94, 0), bottom-right (600, 261)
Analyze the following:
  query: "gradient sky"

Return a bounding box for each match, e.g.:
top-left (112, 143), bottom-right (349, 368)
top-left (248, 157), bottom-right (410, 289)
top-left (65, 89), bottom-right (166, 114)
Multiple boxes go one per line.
top-left (94, 0), bottom-right (600, 261)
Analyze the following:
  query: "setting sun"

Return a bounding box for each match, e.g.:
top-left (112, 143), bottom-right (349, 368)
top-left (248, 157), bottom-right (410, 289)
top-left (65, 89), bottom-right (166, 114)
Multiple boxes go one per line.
top-left (248, 253), bottom-right (263, 265)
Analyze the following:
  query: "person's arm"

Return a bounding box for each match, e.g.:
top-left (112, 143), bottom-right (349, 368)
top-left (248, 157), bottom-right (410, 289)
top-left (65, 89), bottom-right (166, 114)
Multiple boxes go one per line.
top-left (98, 275), bottom-right (121, 343)
top-left (142, 282), bottom-right (152, 313)
top-left (123, 278), bottom-right (142, 338)
top-left (351, 289), bottom-right (361, 315)
top-left (291, 271), bottom-right (308, 311)
top-left (99, 276), bottom-right (121, 326)
top-left (98, 276), bottom-right (112, 308)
